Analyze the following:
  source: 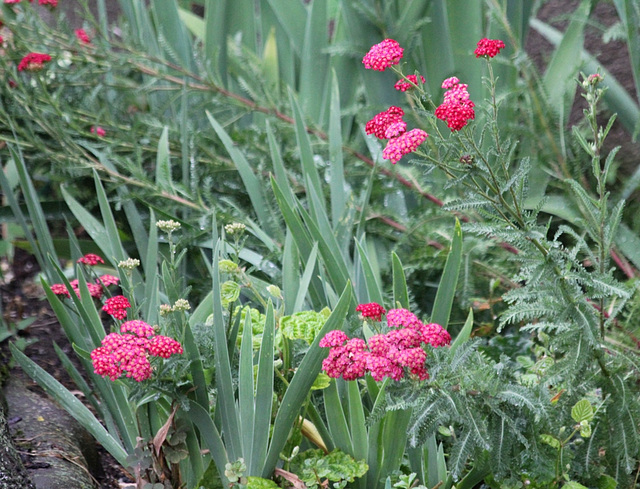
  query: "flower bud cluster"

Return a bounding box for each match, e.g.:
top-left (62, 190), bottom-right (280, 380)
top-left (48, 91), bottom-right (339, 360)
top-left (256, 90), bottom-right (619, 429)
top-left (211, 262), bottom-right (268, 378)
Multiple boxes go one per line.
top-left (118, 258), bottom-right (140, 270)
top-left (156, 219), bottom-right (181, 234)
top-left (320, 304), bottom-right (451, 382)
top-left (91, 319), bottom-right (183, 382)
top-left (224, 222), bottom-right (246, 236)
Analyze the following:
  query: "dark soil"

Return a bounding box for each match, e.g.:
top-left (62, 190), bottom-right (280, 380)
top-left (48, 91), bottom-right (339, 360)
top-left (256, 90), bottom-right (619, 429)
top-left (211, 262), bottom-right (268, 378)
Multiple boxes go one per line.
top-left (526, 0), bottom-right (640, 178)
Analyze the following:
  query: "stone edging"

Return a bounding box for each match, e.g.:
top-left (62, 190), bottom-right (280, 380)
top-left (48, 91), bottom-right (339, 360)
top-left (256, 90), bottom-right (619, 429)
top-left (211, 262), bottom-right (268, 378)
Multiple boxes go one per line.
top-left (3, 373), bottom-right (98, 489)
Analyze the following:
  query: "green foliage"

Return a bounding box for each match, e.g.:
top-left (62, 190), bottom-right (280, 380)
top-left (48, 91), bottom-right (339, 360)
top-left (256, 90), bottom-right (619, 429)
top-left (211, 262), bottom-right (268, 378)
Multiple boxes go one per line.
top-left (3, 1), bottom-right (640, 489)
top-left (289, 449), bottom-right (368, 489)
top-left (280, 307), bottom-right (331, 344)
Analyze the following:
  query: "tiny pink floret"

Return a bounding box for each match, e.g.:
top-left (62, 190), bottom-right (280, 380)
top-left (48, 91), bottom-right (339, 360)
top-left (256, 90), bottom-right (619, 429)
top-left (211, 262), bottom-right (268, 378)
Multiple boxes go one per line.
top-left (91, 126), bottom-right (106, 137)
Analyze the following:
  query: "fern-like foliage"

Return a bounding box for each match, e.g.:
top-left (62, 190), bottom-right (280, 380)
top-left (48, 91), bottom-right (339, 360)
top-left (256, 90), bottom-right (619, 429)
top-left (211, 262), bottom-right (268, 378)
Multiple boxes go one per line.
top-left (391, 73), bottom-right (640, 485)
top-left (384, 341), bottom-right (548, 480)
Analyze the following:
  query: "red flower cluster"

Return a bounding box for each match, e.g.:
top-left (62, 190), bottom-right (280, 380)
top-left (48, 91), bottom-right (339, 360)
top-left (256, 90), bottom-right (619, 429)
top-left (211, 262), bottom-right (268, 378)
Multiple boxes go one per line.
top-left (102, 295), bottom-right (131, 320)
top-left (17, 52), bottom-right (51, 72)
top-left (435, 77), bottom-right (475, 131)
top-left (91, 320), bottom-right (183, 382)
top-left (365, 106), bottom-right (404, 139)
top-left (394, 74), bottom-right (425, 92)
top-left (474, 38), bottom-right (505, 58)
top-left (77, 253), bottom-right (104, 266)
top-left (355, 302), bottom-right (386, 322)
top-left (75, 28), bottom-right (91, 44)
top-left (362, 39), bottom-right (403, 71)
top-left (91, 126), bottom-right (106, 137)
top-left (320, 307), bottom-right (451, 382)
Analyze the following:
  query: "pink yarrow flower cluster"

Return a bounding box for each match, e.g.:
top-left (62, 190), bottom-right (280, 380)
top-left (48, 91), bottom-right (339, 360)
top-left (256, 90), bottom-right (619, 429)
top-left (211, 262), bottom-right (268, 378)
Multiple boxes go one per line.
top-left (362, 39), bottom-right (403, 71)
top-left (102, 295), bottom-right (131, 320)
top-left (91, 320), bottom-right (183, 382)
top-left (50, 254), bottom-right (120, 299)
top-left (382, 129), bottom-right (428, 164)
top-left (435, 77), bottom-right (475, 132)
top-left (320, 306), bottom-right (451, 382)
top-left (474, 38), bottom-right (505, 58)
top-left (77, 253), bottom-right (104, 266)
top-left (17, 52), bottom-right (51, 72)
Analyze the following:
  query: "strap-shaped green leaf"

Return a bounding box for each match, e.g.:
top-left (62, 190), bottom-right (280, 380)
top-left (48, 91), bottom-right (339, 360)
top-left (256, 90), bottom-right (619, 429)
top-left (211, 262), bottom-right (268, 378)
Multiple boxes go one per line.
top-left (251, 302), bottom-right (276, 473)
top-left (323, 380), bottom-right (354, 454)
top-left (239, 313), bottom-right (256, 470)
top-left (155, 126), bottom-right (173, 192)
top-left (451, 309), bottom-right (473, 354)
top-left (211, 241), bottom-right (243, 460)
top-left (355, 237), bottom-right (384, 305)
top-left (392, 252), bottom-right (409, 309)
top-left (431, 219), bottom-right (463, 329)
top-left (541, 0), bottom-right (593, 121)
top-left (263, 281), bottom-right (352, 477)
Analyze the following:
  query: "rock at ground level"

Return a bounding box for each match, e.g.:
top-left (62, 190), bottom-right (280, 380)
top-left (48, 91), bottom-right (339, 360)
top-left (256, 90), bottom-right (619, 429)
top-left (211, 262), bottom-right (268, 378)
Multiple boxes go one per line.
top-left (0, 399), bottom-right (35, 489)
top-left (4, 375), bottom-right (98, 489)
